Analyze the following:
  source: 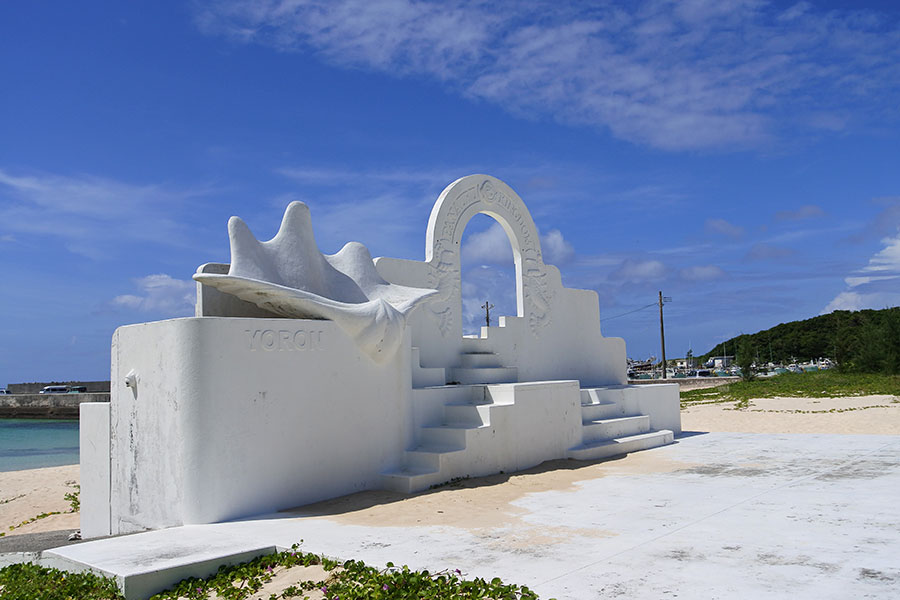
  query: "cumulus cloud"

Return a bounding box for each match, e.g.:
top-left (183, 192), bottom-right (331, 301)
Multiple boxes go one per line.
top-left (461, 222), bottom-right (576, 266)
top-left (822, 290), bottom-right (900, 314)
top-left (541, 229), bottom-right (575, 265)
top-left (112, 274), bottom-right (196, 316)
top-left (461, 222), bottom-right (513, 265)
top-left (196, 0), bottom-right (900, 151)
top-left (705, 218), bottom-right (743, 238)
top-left (610, 258), bottom-right (666, 282)
top-left (679, 264), bottom-right (726, 281)
top-left (822, 228), bottom-right (900, 313)
top-left (776, 204), bottom-right (825, 221)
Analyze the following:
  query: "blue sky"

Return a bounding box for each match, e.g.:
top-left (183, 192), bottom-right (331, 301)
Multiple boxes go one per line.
top-left (2, 0), bottom-right (899, 385)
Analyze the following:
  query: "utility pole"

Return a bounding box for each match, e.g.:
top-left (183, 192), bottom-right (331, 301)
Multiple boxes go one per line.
top-left (481, 300), bottom-right (495, 328)
top-left (658, 291), bottom-right (671, 379)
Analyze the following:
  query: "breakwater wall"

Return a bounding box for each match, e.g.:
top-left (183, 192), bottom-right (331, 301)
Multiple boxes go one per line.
top-left (0, 393), bottom-right (109, 419)
top-left (6, 380), bottom-right (110, 394)
top-left (628, 376), bottom-right (740, 391)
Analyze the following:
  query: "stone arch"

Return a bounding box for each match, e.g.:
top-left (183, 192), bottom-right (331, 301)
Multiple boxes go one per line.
top-left (423, 175), bottom-right (555, 337)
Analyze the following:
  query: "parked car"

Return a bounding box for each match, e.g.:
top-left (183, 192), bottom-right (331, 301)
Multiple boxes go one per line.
top-left (39, 385), bottom-right (69, 394)
top-left (0, 389), bottom-right (8, 394)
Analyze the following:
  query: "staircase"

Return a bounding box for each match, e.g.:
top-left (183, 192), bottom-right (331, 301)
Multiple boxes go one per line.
top-left (389, 349), bottom-right (676, 494)
top-left (567, 387), bottom-right (674, 461)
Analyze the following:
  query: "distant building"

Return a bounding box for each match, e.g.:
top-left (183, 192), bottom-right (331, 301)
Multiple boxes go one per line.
top-left (675, 357), bottom-right (699, 369)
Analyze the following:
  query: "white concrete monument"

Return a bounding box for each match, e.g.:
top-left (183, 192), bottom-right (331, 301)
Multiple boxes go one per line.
top-left (80, 174), bottom-right (680, 539)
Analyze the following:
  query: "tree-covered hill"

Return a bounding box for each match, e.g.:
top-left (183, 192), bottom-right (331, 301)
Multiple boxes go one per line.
top-left (703, 306), bottom-right (900, 374)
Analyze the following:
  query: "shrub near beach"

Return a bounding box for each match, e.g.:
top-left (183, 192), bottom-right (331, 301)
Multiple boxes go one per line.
top-left (0, 544), bottom-right (546, 600)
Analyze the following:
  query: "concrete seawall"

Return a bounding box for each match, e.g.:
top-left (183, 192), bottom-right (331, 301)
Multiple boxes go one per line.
top-left (629, 376), bottom-right (740, 391)
top-left (0, 393), bottom-right (109, 419)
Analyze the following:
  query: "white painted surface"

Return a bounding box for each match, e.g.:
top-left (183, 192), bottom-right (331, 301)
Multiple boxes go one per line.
top-left (48, 434), bottom-right (900, 600)
top-left (107, 317), bottom-right (412, 534)
top-left (84, 173), bottom-right (680, 536)
top-left (193, 201), bottom-right (436, 362)
top-left (375, 175), bottom-right (626, 386)
top-left (79, 402), bottom-right (110, 538)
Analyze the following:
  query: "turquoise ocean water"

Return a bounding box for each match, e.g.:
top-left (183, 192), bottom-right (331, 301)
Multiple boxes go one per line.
top-left (0, 419), bottom-right (79, 472)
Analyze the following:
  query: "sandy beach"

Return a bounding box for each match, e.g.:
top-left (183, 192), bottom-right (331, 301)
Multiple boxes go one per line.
top-left (2, 393), bottom-right (897, 539)
top-left (1, 393), bottom-right (898, 598)
top-left (0, 464), bottom-right (80, 537)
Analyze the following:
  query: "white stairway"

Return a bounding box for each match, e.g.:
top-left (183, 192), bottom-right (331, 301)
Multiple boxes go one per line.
top-left (566, 387), bottom-right (674, 461)
top-left (383, 379), bottom-right (676, 494)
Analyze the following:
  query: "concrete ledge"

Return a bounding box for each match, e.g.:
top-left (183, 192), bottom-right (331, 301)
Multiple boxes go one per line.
top-left (0, 393), bottom-right (109, 419)
top-left (45, 538), bottom-right (279, 600)
top-left (629, 376), bottom-right (740, 391)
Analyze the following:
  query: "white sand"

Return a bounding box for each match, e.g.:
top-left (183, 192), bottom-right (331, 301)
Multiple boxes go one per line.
top-left (2, 394), bottom-right (897, 597)
top-left (681, 393), bottom-right (900, 435)
top-left (0, 464), bottom-right (79, 537)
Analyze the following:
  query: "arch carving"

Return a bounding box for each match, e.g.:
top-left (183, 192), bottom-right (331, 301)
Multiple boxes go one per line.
top-left (423, 175), bottom-right (555, 337)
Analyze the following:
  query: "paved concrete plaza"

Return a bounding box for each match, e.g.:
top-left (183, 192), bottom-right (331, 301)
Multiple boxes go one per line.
top-left (46, 431), bottom-right (900, 599)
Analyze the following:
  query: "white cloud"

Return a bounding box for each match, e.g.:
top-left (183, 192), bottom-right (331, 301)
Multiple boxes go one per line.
top-left (196, 0), bottom-right (900, 151)
top-left (679, 264), bottom-right (726, 281)
top-left (461, 222), bottom-right (513, 265)
top-left (541, 229), bottom-right (575, 265)
top-left (610, 258), bottom-right (666, 282)
top-left (705, 218), bottom-right (744, 238)
top-left (111, 274), bottom-right (196, 316)
top-left (859, 230), bottom-right (900, 276)
top-left (822, 290), bottom-right (900, 314)
top-left (823, 228), bottom-right (900, 313)
top-left (0, 168), bottom-right (211, 258)
top-left (460, 221), bottom-right (576, 266)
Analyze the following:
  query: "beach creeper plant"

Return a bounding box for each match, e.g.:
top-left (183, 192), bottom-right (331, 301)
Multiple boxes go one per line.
top-left (148, 544), bottom-right (546, 600)
top-left (0, 543), bottom-right (548, 599)
top-left (0, 562), bottom-right (124, 600)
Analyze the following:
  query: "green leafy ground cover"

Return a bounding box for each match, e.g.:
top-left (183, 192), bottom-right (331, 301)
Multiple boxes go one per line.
top-left (0, 483), bottom-right (79, 538)
top-left (0, 544), bottom-right (545, 600)
top-left (681, 371), bottom-right (900, 409)
top-left (0, 562), bottom-right (124, 600)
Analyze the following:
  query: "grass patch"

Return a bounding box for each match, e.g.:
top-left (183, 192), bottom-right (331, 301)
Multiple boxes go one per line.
top-left (680, 371), bottom-right (900, 408)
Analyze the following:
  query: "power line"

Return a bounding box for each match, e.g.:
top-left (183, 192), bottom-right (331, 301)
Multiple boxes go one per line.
top-left (600, 302), bottom-right (657, 323)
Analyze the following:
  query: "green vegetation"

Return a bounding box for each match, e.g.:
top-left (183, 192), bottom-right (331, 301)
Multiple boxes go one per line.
top-left (703, 306), bottom-right (900, 374)
top-left (0, 483), bottom-right (79, 538)
top-left (1, 544), bottom-right (545, 600)
top-left (681, 371), bottom-right (900, 408)
top-left (0, 562), bottom-right (124, 600)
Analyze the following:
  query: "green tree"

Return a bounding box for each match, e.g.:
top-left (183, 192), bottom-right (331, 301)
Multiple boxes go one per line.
top-left (736, 338), bottom-right (756, 381)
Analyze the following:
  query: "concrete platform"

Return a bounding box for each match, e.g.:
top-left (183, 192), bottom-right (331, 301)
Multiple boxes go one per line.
top-left (25, 432), bottom-right (900, 599)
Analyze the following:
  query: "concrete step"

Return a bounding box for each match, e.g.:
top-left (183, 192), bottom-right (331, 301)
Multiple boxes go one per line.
top-left (447, 367), bottom-right (517, 385)
top-left (580, 401), bottom-right (620, 421)
top-left (460, 337), bottom-right (491, 353)
top-left (582, 415), bottom-right (650, 443)
top-left (419, 424), bottom-right (485, 447)
top-left (458, 353), bottom-right (503, 368)
top-left (404, 444), bottom-right (466, 470)
top-left (567, 429), bottom-right (675, 461)
top-left (381, 467), bottom-right (442, 493)
top-left (443, 403), bottom-right (492, 426)
top-left (411, 347), bottom-right (447, 388)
